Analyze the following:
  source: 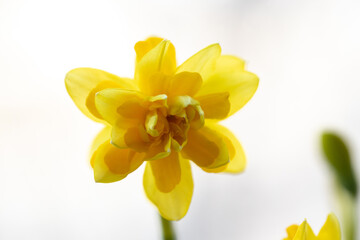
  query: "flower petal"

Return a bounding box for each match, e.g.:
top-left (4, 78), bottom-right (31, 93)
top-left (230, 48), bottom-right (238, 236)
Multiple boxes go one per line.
top-left (176, 43), bottom-right (221, 80)
top-left (283, 225), bottom-right (299, 240)
top-left (65, 68), bottom-right (136, 122)
top-left (196, 71), bottom-right (259, 118)
top-left (95, 88), bottom-right (146, 126)
top-left (168, 96), bottom-right (199, 116)
top-left (134, 37), bottom-right (164, 63)
top-left (214, 55), bottom-right (245, 73)
top-left (181, 126), bottom-right (229, 169)
top-left (149, 151), bottom-right (181, 193)
top-left (293, 221), bottom-right (317, 240)
top-left (202, 122), bottom-right (246, 173)
top-left (94, 88), bottom-right (154, 151)
top-left (109, 125), bottom-right (128, 148)
top-left (144, 135), bottom-right (171, 161)
top-left (90, 126), bottom-right (112, 168)
top-left (135, 40), bottom-right (176, 95)
top-left (122, 126), bottom-right (151, 152)
top-left (90, 132), bottom-right (145, 183)
top-left (317, 214), bottom-right (341, 240)
top-left (167, 72), bottom-right (203, 97)
top-left (143, 155), bottom-right (193, 220)
top-left (196, 92), bottom-right (230, 120)
top-left (110, 125), bottom-right (151, 152)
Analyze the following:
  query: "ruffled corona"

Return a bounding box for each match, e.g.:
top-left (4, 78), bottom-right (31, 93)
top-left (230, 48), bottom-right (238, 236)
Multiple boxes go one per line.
top-left (65, 37), bottom-right (259, 220)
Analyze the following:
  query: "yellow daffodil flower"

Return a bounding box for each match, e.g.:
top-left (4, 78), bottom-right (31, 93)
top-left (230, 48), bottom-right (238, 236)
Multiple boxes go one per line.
top-left (283, 213), bottom-right (341, 240)
top-left (65, 37), bottom-right (259, 220)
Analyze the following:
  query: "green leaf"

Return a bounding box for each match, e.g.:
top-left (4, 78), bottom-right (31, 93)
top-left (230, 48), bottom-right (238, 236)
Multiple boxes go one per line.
top-left (321, 132), bottom-right (358, 198)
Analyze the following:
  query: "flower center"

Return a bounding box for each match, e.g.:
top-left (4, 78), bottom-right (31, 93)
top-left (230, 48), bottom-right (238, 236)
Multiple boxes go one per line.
top-left (144, 95), bottom-right (204, 151)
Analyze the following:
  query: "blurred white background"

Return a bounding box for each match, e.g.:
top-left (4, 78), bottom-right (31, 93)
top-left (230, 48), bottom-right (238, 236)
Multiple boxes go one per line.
top-left (0, 0), bottom-right (359, 239)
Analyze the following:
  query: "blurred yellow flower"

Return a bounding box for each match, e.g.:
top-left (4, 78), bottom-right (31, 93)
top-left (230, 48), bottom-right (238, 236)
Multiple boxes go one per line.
top-left (283, 213), bottom-right (341, 240)
top-left (65, 37), bottom-right (258, 220)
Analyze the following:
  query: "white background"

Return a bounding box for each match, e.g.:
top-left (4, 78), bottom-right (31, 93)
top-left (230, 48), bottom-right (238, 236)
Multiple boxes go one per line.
top-left (0, 0), bottom-right (359, 239)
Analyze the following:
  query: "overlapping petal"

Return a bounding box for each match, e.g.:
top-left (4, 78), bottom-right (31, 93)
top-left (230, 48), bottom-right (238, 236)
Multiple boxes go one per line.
top-left (94, 88), bottom-right (152, 151)
top-left (144, 135), bottom-right (171, 160)
top-left (149, 151), bottom-right (181, 193)
top-left (95, 88), bottom-right (146, 126)
top-left (135, 37), bottom-right (164, 63)
top-left (121, 126), bottom-right (151, 152)
top-left (196, 70), bottom-right (259, 118)
top-left (202, 122), bottom-right (246, 173)
top-left (214, 55), bottom-right (246, 73)
top-left (196, 92), bottom-right (230, 120)
top-left (143, 155), bottom-right (193, 220)
top-left (293, 221), bottom-right (317, 240)
top-left (181, 126), bottom-right (229, 169)
top-left (317, 213), bottom-right (341, 240)
top-left (167, 72), bottom-right (202, 97)
top-left (283, 214), bottom-right (341, 240)
top-left (90, 126), bottom-right (112, 166)
top-left (176, 43), bottom-right (221, 80)
top-left (65, 68), bottom-right (137, 122)
top-left (284, 225), bottom-right (299, 240)
top-left (90, 127), bottom-right (145, 183)
top-left (135, 40), bottom-right (176, 95)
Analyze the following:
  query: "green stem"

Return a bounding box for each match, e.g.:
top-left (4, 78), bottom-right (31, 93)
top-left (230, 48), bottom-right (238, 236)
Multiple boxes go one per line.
top-left (343, 195), bottom-right (357, 240)
top-left (335, 183), bottom-right (357, 240)
top-left (160, 215), bottom-right (176, 240)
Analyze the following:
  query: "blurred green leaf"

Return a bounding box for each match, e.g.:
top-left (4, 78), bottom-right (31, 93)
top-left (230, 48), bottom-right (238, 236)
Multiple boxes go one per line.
top-left (321, 132), bottom-right (358, 198)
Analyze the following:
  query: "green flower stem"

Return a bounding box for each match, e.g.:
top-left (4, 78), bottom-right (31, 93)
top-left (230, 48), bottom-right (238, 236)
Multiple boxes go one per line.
top-left (160, 215), bottom-right (176, 240)
top-left (336, 184), bottom-right (357, 240)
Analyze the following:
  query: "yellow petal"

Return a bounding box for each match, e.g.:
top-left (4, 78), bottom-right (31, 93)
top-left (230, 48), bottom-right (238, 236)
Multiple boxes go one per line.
top-left (198, 52), bottom-right (253, 118)
top-left (284, 225), bottom-right (299, 240)
top-left (293, 220), bottom-right (317, 240)
top-left (145, 107), bottom-right (169, 138)
top-left (65, 68), bottom-right (136, 122)
top-left (123, 126), bottom-right (151, 152)
top-left (214, 55), bottom-right (245, 73)
top-left (181, 127), bottom-right (229, 169)
top-left (168, 96), bottom-right (200, 115)
top-left (143, 155), bottom-right (193, 220)
top-left (202, 122), bottom-right (246, 173)
top-left (196, 92), bottom-right (230, 120)
top-left (317, 213), bottom-right (341, 240)
top-left (95, 88), bottom-right (146, 126)
top-left (145, 110), bottom-right (160, 137)
top-left (167, 72), bottom-right (203, 97)
top-left (110, 125), bottom-right (128, 148)
top-left (90, 137), bottom-right (145, 183)
top-left (149, 151), bottom-right (181, 193)
top-left (103, 121), bottom-right (150, 153)
top-left (134, 37), bottom-right (164, 63)
top-left (90, 126), bottom-right (112, 168)
top-left (110, 124), bottom-right (151, 152)
top-left (144, 135), bottom-right (171, 161)
top-left (176, 43), bottom-right (221, 80)
top-left (135, 40), bottom-right (176, 95)
top-left (196, 71), bottom-right (259, 118)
